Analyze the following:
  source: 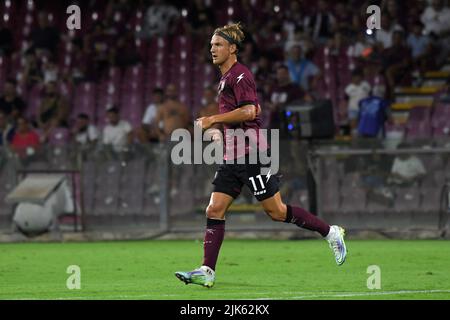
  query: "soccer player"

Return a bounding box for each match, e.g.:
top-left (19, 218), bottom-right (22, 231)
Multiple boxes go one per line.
top-left (175, 23), bottom-right (347, 288)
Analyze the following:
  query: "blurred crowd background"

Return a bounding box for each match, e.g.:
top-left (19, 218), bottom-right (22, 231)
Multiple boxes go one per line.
top-left (1, 0), bottom-right (450, 158)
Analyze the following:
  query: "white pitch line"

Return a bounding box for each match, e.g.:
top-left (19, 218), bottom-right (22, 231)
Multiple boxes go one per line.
top-left (254, 289), bottom-right (450, 300)
top-left (8, 289), bottom-right (450, 300)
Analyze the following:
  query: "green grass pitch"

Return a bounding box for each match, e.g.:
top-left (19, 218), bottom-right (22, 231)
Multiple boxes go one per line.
top-left (0, 239), bottom-right (450, 300)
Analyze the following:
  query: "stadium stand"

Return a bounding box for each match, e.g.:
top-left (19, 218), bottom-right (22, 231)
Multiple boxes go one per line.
top-left (0, 0), bottom-right (449, 232)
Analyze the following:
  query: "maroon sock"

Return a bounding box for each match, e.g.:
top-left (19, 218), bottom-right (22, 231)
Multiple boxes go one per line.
top-left (202, 218), bottom-right (225, 271)
top-left (285, 205), bottom-right (330, 237)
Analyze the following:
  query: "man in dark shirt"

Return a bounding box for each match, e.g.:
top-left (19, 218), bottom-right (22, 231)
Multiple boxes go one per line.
top-left (0, 79), bottom-right (26, 121)
top-left (0, 111), bottom-right (15, 146)
top-left (268, 65), bottom-right (308, 128)
top-left (382, 30), bottom-right (412, 99)
top-left (29, 11), bottom-right (60, 55)
top-left (0, 25), bottom-right (13, 56)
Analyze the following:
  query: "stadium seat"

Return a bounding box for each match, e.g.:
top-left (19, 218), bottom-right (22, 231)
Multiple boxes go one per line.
top-left (82, 161), bottom-right (96, 214)
top-left (288, 189), bottom-right (310, 210)
top-left (340, 173), bottom-right (366, 213)
top-left (0, 56), bottom-right (9, 89)
top-left (394, 186), bottom-right (421, 213)
top-left (431, 103), bottom-right (450, 138)
top-left (93, 193), bottom-right (118, 216)
top-left (24, 83), bottom-right (43, 120)
top-left (72, 82), bottom-right (97, 122)
top-left (119, 191), bottom-right (144, 216)
top-left (405, 122), bottom-right (432, 141)
top-left (93, 161), bottom-right (121, 216)
top-left (47, 127), bottom-right (71, 146)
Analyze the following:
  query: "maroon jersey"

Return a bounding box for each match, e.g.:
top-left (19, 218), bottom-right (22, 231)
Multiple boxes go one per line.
top-left (217, 62), bottom-right (267, 160)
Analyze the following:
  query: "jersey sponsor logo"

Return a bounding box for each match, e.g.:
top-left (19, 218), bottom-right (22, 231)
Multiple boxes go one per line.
top-left (236, 73), bottom-right (245, 84)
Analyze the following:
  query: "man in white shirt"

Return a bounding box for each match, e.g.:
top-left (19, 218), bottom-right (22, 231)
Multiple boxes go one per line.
top-left (138, 0), bottom-right (180, 39)
top-left (389, 149), bottom-right (426, 186)
top-left (375, 14), bottom-right (404, 49)
top-left (136, 88), bottom-right (164, 143)
top-left (102, 106), bottom-right (133, 152)
top-left (72, 113), bottom-right (99, 146)
top-left (345, 70), bottom-right (371, 132)
top-left (421, 0), bottom-right (450, 36)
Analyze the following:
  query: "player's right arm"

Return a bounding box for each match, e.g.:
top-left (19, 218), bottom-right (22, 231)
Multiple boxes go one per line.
top-left (196, 104), bottom-right (260, 130)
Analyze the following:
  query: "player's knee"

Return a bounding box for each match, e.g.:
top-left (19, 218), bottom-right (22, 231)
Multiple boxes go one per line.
top-left (265, 206), bottom-right (286, 222)
top-left (206, 203), bottom-right (225, 220)
top-left (264, 202), bottom-right (287, 222)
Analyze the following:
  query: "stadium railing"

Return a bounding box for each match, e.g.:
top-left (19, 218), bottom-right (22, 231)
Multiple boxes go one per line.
top-left (0, 138), bottom-right (449, 236)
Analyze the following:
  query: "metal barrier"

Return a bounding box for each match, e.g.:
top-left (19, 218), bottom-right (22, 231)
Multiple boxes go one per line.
top-left (311, 140), bottom-right (450, 231)
top-left (1, 138), bottom-right (450, 234)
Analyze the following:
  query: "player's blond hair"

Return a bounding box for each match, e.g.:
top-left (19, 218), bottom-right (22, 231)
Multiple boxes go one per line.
top-left (214, 22), bottom-right (245, 53)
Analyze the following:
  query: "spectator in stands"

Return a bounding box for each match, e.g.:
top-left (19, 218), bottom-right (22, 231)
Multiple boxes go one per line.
top-left (102, 106), bottom-right (133, 152)
top-left (407, 22), bottom-right (430, 60)
top-left (383, 0), bottom-right (407, 29)
top-left (84, 22), bottom-right (113, 80)
top-left (72, 113), bottom-right (99, 147)
top-left (304, 0), bottom-right (336, 43)
top-left (240, 42), bottom-right (257, 69)
top-left (333, 1), bottom-right (352, 31)
top-left (388, 145), bottom-right (426, 187)
top-left (284, 26), bottom-right (314, 57)
top-left (138, 0), bottom-right (180, 39)
top-left (283, 1), bottom-right (307, 44)
top-left (197, 86), bottom-right (219, 118)
top-left (70, 41), bottom-right (90, 83)
top-left (420, 0), bottom-right (450, 37)
top-left (37, 81), bottom-right (69, 136)
top-left (345, 69), bottom-right (371, 133)
top-left (136, 88), bottom-right (165, 144)
top-left (0, 111), bottom-right (14, 146)
top-left (407, 21), bottom-right (433, 76)
top-left (0, 25), bottom-right (13, 56)
top-left (348, 32), bottom-right (373, 61)
top-left (253, 54), bottom-right (273, 85)
top-left (421, 0), bottom-right (450, 67)
top-left (382, 30), bottom-right (412, 99)
top-left (268, 65), bottom-right (308, 128)
top-left (0, 79), bottom-right (26, 122)
top-left (10, 116), bottom-right (40, 158)
top-left (327, 29), bottom-right (348, 56)
top-left (29, 11), bottom-right (60, 56)
top-left (114, 29), bottom-right (141, 68)
top-left (42, 59), bottom-right (59, 84)
top-left (187, 0), bottom-right (216, 35)
top-left (154, 84), bottom-right (190, 142)
top-left (357, 95), bottom-right (389, 139)
top-left (21, 50), bottom-right (43, 88)
top-left (375, 14), bottom-right (404, 50)
top-left (285, 45), bottom-right (320, 91)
